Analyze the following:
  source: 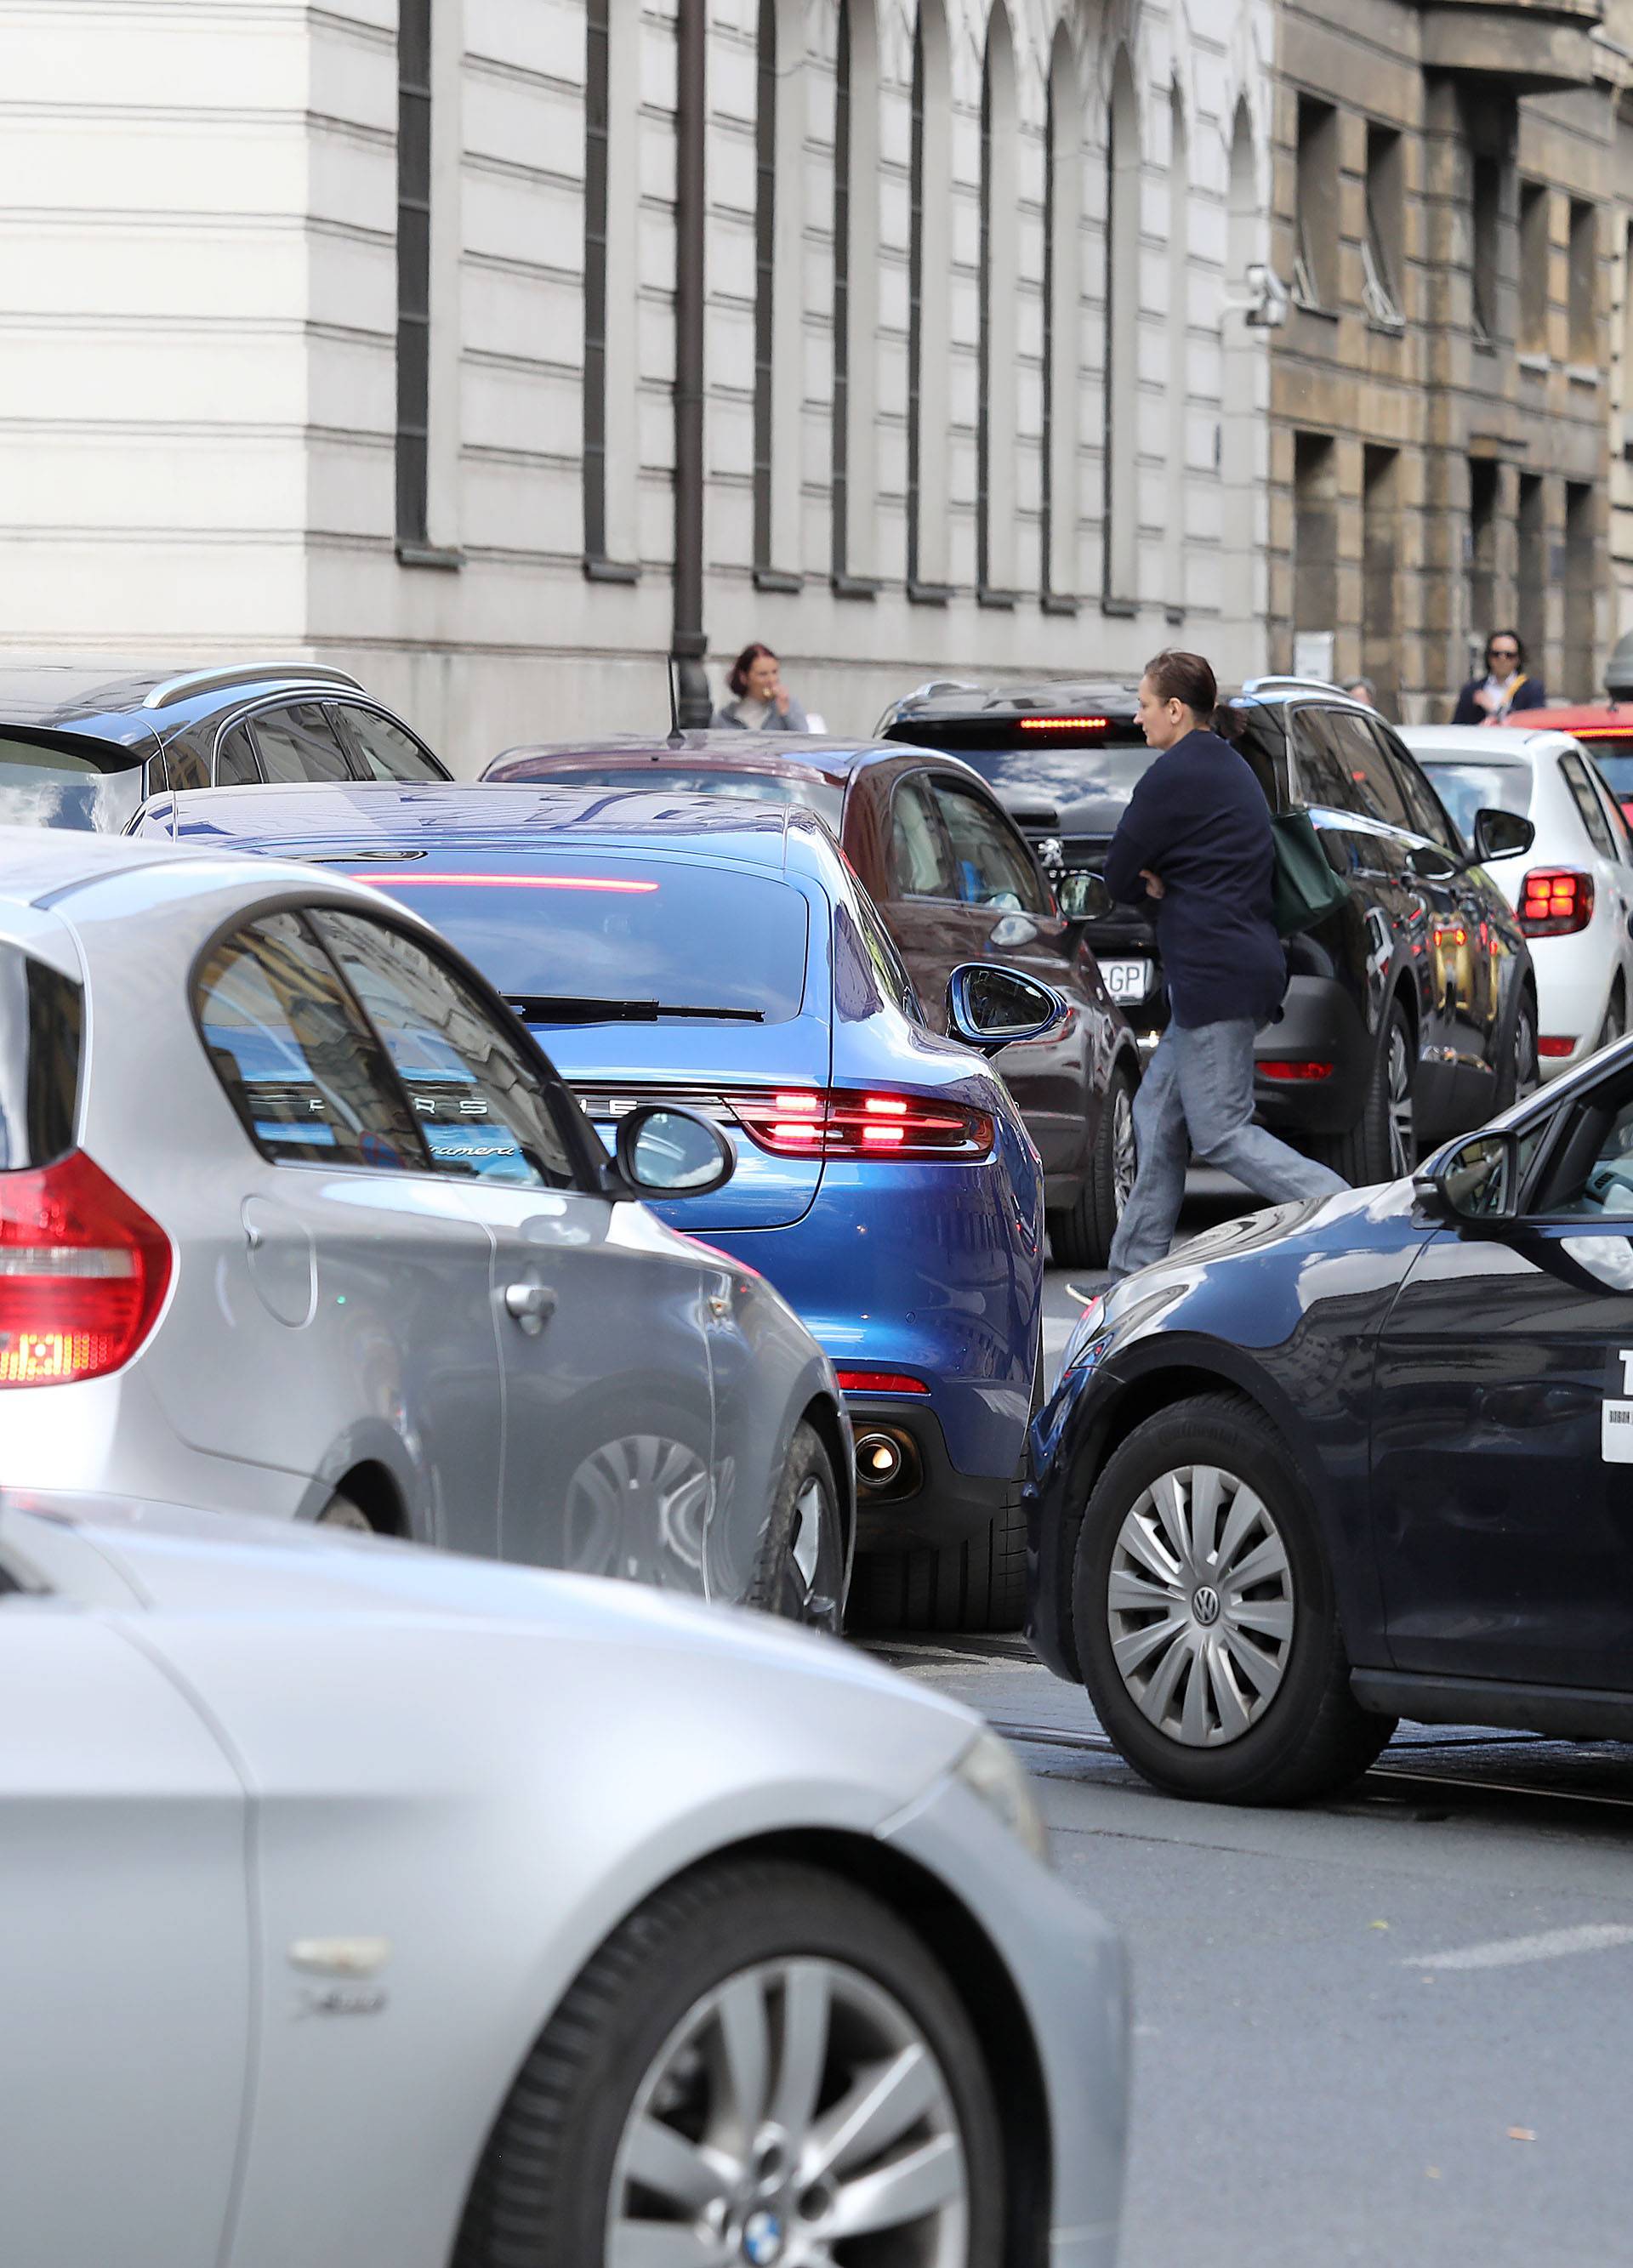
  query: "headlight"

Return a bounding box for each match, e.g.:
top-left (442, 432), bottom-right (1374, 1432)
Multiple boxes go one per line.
top-left (953, 1730), bottom-right (1050, 1867)
top-left (1060, 1293), bottom-right (1108, 1379)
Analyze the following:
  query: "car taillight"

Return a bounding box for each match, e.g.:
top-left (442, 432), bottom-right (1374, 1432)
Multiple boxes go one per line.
top-left (1518, 868), bottom-right (1594, 937)
top-left (0, 1151), bottom-right (174, 1388)
top-left (835, 1368), bottom-right (930, 1395)
top-left (731, 1089), bottom-right (995, 1161)
top-left (1259, 1060), bottom-right (1334, 1081)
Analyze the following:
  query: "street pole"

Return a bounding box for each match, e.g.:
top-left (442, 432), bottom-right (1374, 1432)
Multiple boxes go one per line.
top-left (671, 0), bottom-right (710, 728)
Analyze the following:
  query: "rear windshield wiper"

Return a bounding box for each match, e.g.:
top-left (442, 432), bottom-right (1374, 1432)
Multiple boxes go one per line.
top-left (505, 994), bottom-right (765, 1024)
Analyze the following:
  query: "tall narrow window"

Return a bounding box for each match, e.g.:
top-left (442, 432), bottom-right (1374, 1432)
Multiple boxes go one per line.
top-left (1042, 26), bottom-right (1079, 608)
top-left (1363, 125), bottom-right (1405, 333)
top-left (908, 2), bottom-right (952, 597)
top-left (831, 0), bottom-right (879, 592)
top-left (583, 0), bottom-right (610, 562)
top-left (1294, 431), bottom-right (1339, 665)
top-left (1468, 455), bottom-right (1499, 646)
top-left (976, 5), bottom-right (1016, 600)
top-left (1293, 98), bottom-right (1339, 312)
top-left (1517, 471), bottom-right (1546, 664)
top-left (1568, 199), bottom-right (1597, 366)
top-left (1519, 181), bottom-right (1549, 355)
top-left (1164, 87), bottom-right (1188, 617)
top-left (1565, 480), bottom-right (1595, 696)
top-left (1104, 48), bottom-right (1140, 608)
top-left (395, 0), bottom-right (433, 548)
top-left (753, 0), bottom-right (777, 572)
top-left (1363, 446), bottom-right (1401, 716)
top-left (1471, 153), bottom-right (1502, 341)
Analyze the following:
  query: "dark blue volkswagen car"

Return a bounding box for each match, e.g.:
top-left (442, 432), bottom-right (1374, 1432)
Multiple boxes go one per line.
top-left (139, 782), bottom-right (1065, 1631)
top-left (1029, 1030), bottom-right (1633, 1804)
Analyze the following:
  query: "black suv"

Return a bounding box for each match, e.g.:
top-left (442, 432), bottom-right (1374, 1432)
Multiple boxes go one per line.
top-left (0, 659), bottom-right (451, 833)
top-left (879, 675), bottom-right (1538, 1181)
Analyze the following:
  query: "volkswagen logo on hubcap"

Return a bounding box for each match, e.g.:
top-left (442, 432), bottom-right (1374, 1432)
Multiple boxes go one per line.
top-left (1192, 1584), bottom-right (1221, 1627)
top-left (743, 2210), bottom-right (783, 2266)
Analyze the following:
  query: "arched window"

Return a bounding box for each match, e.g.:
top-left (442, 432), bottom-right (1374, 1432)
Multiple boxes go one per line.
top-left (1042, 25), bottom-right (1080, 609)
top-left (753, 0), bottom-right (804, 586)
top-left (977, 3), bottom-right (1017, 600)
top-left (908, 0), bottom-right (952, 599)
top-left (583, 0), bottom-right (640, 576)
top-left (832, 0), bottom-right (880, 592)
top-left (1164, 84), bottom-right (1188, 617)
top-left (1103, 47), bottom-right (1140, 607)
top-left (395, 0), bottom-right (433, 547)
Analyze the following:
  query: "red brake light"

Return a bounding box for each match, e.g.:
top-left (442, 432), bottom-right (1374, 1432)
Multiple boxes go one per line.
top-left (731, 1089), bottom-right (995, 1161)
top-left (1518, 868), bottom-right (1594, 937)
top-left (1259, 1060), bottom-right (1334, 1081)
top-left (835, 1369), bottom-right (930, 1395)
top-left (1018, 716), bottom-right (1110, 732)
top-left (0, 1151), bottom-right (173, 1387)
top-left (1538, 1036), bottom-right (1579, 1058)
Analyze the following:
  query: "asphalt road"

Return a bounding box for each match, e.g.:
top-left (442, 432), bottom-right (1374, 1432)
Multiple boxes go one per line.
top-left (882, 1172), bottom-right (1633, 2268)
top-left (868, 1636), bottom-right (1633, 2268)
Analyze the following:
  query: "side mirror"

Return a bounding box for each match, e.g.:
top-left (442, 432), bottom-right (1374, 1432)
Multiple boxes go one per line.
top-left (611, 1105), bottom-right (735, 1200)
top-left (1414, 1128), bottom-right (1519, 1224)
top-left (1471, 807), bottom-right (1535, 863)
top-left (946, 964), bottom-right (1070, 1056)
top-left (1057, 871), bottom-right (1113, 921)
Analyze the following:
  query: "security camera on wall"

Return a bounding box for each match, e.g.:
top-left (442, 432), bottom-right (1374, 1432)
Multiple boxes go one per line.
top-left (1236, 264), bottom-right (1290, 329)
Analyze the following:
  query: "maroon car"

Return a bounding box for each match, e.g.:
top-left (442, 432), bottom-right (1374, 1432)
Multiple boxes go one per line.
top-left (484, 732), bottom-right (1141, 1266)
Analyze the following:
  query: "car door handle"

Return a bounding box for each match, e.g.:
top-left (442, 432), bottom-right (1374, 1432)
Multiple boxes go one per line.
top-left (502, 1282), bottom-right (558, 1335)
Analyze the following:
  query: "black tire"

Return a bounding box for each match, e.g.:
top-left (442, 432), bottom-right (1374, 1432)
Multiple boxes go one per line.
top-left (847, 1338), bottom-right (1042, 1635)
top-left (1307, 997), bottom-right (1414, 1185)
top-left (453, 1856), bottom-right (1005, 2268)
top-left (1494, 982), bottom-right (1539, 1110)
top-left (1071, 1393), bottom-right (1395, 1805)
top-left (1599, 978), bottom-right (1627, 1054)
top-left (1047, 1059), bottom-right (1137, 1270)
top-left (746, 1420), bottom-right (845, 1633)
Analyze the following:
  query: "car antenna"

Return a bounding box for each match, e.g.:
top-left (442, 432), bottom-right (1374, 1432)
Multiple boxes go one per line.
top-left (665, 657), bottom-right (684, 749)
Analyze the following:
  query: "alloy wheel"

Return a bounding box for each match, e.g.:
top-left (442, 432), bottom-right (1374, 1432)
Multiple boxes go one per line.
top-left (784, 1473), bottom-right (843, 1634)
top-left (1111, 1083), bottom-right (1137, 1214)
top-left (606, 1955), bottom-right (969, 2267)
top-left (1385, 1022), bottom-right (1414, 1177)
top-left (1106, 1462), bottom-right (1295, 1747)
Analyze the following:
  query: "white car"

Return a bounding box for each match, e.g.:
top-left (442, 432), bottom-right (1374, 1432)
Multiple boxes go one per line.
top-left (1403, 725), bottom-right (1633, 1078)
top-left (0, 1486), bottom-right (1128, 2268)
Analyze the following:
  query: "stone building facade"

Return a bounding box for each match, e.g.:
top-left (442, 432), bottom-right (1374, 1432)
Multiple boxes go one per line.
top-left (1263, 0), bottom-right (1629, 717)
top-left (5, 1), bottom-right (1276, 765)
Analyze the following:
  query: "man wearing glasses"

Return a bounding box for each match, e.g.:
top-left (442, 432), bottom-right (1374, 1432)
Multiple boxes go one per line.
top-left (1452, 631), bottom-right (1546, 725)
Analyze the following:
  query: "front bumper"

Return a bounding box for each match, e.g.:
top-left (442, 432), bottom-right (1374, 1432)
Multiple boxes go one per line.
top-left (883, 1770), bottom-right (1128, 2266)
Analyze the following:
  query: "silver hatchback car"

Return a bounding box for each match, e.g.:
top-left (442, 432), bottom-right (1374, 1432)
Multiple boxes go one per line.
top-left (0, 828), bottom-right (851, 1620)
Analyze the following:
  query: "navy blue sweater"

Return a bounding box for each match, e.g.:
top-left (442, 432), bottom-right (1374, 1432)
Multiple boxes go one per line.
top-left (1103, 728), bottom-right (1287, 1029)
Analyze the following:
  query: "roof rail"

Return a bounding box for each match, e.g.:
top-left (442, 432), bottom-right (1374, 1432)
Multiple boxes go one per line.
top-left (1240, 674), bottom-right (1348, 700)
top-left (142, 661), bottom-right (366, 711)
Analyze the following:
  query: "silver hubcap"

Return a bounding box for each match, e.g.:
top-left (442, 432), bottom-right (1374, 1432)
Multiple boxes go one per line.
top-left (1111, 1084), bottom-right (1136, 1213)
top-left (790, 1478), bottom-right (825, 1592)
top-left (317, 1497), bottom-right (372, 1533)
top-left (1386, 1024), bottom-right (1414, 1177)
top-left (608, 1957), bottom-right (969, 2267)
top-left (1107, 1462), bottom-right (1295, 1748)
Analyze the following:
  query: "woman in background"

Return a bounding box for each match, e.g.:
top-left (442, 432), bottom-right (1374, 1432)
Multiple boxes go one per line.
top-left (714, 644), bottom-right (811, 732)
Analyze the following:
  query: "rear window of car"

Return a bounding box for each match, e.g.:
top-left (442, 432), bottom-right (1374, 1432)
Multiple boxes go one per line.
top-left (886, 721), bottom-right (1154, 821)
top-left (0, 732), bottom-right (144, 833)
top-left (510, 765), bottom-right (845, 831)
top-left (0, 943), bottom-right (82, 1169)
top-left (1590, 749), bottom-right (1633, 803)
top-left (1414, 759), bottom-right (1532, 842)
top-left (344, 852), bottom-right (811, 1024)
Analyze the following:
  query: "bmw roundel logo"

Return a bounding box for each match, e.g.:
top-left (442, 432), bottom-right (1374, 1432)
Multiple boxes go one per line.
top-left (1192, 1585), bottom-right (1221, 1628)
top-left (742, 2209), bottom-right (784, 2265)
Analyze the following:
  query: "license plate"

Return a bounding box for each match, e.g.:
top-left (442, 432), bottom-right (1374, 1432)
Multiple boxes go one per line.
top-left (1101, 958), bottom-right (1152, 1002)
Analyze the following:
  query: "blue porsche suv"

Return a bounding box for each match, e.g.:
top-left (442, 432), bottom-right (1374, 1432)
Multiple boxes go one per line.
top-left (139, 782), bottom-right (1065, 1631)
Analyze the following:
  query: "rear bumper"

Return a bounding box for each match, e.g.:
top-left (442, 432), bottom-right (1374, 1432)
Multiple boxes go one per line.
top-left (845, 1397), bottom-right (1014, 1555)
top-left (1252, 975), bottom-right (1371, 1135)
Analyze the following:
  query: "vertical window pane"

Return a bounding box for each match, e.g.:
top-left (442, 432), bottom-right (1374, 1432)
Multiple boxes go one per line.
top-left (753, 0), bottom-right (777, 571)
top-left (907, 12), bottom-right (925, 588)
top-left (831, 0), bottom-right (851, 583)
top-left (396, 0), bottom-right (433, 547)
top-left (583, 0), bottom-right (609, 560)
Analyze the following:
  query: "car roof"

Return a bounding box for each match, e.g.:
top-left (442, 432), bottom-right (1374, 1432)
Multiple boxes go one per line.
top-left (489, 732), bottom-right (906, 786)
top-left (1397, 725), bottom-right (1579, 761)
top-left (0, 820), bottom-right (217, 907)
top-left (0, 657), bottom-right (368, 748)
top-left (881, 678), bottom-right (1141, 723)
top-left (155, 780), bottom-right (822, 874)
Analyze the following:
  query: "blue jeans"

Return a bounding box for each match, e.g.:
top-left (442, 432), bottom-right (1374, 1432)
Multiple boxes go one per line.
top-left (1107, 1018), bottom-right (1348, 1278)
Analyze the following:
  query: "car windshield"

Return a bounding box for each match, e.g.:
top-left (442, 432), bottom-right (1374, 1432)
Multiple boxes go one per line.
top-left (343, 851), bottom-right (811, 1024)
top-left (0, 734), bottom-right (144, 832)
top-left (516, 766), bottom-right (845, 831)
top-left (1415, 759), bottom-right (1532, 840)
top-left (0, 942), bottom-right (82, 1169)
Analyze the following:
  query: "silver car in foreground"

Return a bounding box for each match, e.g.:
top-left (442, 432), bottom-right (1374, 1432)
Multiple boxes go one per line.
top-left (0, 827), bottom-right (849, 1620)
top-left (0, 1488), bottom-right (1127, 2268)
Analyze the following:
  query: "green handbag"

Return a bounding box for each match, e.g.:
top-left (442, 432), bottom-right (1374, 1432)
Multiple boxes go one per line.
top-left (1270, 810), bottom-right (1351, 938)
